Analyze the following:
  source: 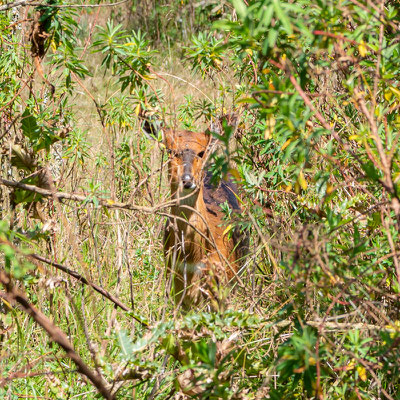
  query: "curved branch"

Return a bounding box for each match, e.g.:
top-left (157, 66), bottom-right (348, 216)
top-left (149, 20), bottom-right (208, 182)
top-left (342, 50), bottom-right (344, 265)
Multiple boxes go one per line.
top-left (0, 270), bottom-right (115, 400)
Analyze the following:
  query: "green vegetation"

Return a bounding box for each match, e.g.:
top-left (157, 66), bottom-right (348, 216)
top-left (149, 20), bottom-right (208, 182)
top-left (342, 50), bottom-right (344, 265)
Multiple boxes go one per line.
top-left (1, 0), bottom-right (400, 398)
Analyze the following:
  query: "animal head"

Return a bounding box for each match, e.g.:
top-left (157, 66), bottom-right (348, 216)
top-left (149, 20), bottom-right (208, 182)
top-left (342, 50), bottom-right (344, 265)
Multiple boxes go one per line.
top-left (164, 129), bottom-right (211, 195)
top-left (141, 117), bottom-right (211, 195)
top-left (162, 114), bottom-right (238, 196)
top-left (140, 112), bottom-right (245, 198)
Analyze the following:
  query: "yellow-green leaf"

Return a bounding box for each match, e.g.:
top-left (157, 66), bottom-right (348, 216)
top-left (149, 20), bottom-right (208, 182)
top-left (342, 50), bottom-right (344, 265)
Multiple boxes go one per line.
top-left (389, 86), bottom-right (400, 100)
top-left (298, 170), bottom-right (307, 190)
top-left (384, 90), bottom-right (392, 101)
top-left (264, 115), bottom-right (275, 139)
top-left (357, 366), bottom-right (367, 382)
top-left (135, 103), bottom-right (141, 116)
top-left (358, 40), bottom-right (368, 57)
top-left (223, 224), bottom-right (233, 236)
top-left (281, 138), bottom-right (292, 150)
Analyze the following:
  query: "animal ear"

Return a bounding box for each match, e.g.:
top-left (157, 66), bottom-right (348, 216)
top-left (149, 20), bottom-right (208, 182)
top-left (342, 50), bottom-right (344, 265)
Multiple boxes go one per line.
top-left (141, 114), bottom-right (164, 142)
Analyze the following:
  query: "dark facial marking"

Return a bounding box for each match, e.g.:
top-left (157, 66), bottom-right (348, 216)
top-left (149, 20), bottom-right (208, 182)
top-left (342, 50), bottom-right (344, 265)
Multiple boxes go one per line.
top-left (181, 149), bottom-right (196, 189)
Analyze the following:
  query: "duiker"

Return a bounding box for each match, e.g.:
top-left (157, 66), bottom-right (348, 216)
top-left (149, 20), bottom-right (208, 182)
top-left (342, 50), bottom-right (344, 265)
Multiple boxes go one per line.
top-left (143, 118), bottom-right (248, 309)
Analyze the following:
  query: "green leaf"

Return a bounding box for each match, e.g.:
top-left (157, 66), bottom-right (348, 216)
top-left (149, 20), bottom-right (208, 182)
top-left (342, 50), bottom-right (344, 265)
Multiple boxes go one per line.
top-left (13, 175), bottom-right (42, 205)
top-left (268, 29), bottom-right (279, 49)
top-left (272, 0), bottom-right (293, 35)
top-left (117, 330), bottom-right (134, 359)
top-left (261, 5), bottom-right (274, 28)
top-left (21, 108), bottom-right (39, 141)
top-left (361, 161), bottom-right (381, 181)
top-left (208, 341), bottom-right (217, 365)
top-left (232, 0), bottom-right (247, 19)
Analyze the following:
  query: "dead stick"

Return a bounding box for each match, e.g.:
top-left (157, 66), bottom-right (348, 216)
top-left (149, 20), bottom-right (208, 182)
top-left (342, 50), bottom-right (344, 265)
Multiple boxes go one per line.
top-left (0, 177), bottom-right (175, 213)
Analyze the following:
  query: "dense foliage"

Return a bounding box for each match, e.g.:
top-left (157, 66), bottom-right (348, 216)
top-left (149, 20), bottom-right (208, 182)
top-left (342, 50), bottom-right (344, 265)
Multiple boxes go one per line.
top-left (1, 0), bottom-right (400, 399)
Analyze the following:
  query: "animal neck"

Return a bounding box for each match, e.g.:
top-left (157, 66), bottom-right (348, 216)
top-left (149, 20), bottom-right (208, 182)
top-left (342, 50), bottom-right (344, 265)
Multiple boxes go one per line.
top-left (171, 185), bottom-right (206, 231)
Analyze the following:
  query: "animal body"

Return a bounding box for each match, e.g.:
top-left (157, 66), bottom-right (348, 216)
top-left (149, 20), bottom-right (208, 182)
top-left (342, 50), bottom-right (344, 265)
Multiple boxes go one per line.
top-left (144, 121), bottom-right (248, 308)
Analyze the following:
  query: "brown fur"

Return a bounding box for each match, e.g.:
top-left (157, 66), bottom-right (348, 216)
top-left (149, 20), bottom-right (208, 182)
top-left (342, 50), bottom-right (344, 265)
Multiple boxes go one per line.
top-left (163, 128), bottom-right (247, 309)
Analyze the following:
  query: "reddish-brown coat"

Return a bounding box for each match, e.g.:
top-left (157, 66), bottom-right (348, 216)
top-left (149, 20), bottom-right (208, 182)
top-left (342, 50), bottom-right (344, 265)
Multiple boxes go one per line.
top-left (163, 129), bottom-right (247, 308)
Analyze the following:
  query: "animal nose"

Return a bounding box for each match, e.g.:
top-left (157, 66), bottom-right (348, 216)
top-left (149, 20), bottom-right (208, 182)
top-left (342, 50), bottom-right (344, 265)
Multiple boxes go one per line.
top-left (182, 174), bottom-right (194, 189)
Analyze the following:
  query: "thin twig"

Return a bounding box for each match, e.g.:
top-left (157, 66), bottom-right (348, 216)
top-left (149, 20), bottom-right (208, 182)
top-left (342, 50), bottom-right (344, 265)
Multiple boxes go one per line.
top-left (0, 368), bottom-right (78, 388)
top-left (313, 30), bottom-right (375, 52)
top-left (268, 58), bottom-right (366, 169)
top-left (155, 72), bottom-right (214, 103)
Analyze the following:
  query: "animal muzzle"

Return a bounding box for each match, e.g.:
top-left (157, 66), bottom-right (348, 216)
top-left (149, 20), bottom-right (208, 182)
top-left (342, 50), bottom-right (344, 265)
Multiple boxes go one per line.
top-left (182, 173), bottom-right (196, 190)
top-left (181, 149), bottom-right (197, 190)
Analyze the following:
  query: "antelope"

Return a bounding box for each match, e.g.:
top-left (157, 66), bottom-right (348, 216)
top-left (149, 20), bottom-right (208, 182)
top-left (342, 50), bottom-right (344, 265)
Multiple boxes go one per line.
top-left (143, 118), bottom-right (248, 309)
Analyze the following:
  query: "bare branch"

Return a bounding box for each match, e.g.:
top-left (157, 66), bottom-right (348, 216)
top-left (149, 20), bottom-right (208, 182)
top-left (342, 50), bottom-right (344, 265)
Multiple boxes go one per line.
top-left (0, 270), bottom-right (115, 400)
top-left (0, 0), bottom-right (130, 12)
top-left (30, 253), bottom-right (149, 328)
top-left (0, 177), bottom-right (174, 213)
top-left (0, 0), bottom-right (34, 12)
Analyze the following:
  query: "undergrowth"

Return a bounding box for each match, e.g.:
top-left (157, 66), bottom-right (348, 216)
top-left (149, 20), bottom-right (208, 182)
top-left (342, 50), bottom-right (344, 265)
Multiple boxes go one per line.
top-left (1, 1), bottom-right (400, 399)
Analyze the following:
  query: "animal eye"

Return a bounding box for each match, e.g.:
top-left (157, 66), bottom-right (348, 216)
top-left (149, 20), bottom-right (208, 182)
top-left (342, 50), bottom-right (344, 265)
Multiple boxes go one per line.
top-left (197, 151), bottom-right (205, 158)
